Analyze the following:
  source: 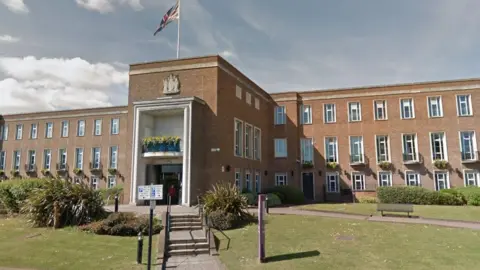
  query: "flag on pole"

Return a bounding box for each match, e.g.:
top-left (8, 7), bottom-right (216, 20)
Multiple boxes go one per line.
top-left (154, 1), bottom-right (180, 36)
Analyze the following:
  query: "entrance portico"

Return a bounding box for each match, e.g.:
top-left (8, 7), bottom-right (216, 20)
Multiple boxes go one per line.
top-left (130, 96), bottom-right (202, 206)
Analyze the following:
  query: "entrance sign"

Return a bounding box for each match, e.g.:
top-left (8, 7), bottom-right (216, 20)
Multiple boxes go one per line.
top-left (137, 184), bottom-right (164, 200)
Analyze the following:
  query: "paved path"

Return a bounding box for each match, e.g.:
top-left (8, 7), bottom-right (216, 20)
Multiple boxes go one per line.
top-left (161, 255), bottom-right (226, 270)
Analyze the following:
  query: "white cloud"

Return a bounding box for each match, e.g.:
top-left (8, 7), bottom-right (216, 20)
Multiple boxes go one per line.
top-left (0, 35), bottom-right (20, 43)
top-left (0, 0), bottom-right (28, 14)
top-left (75, 0), bottom-right (143, 13)
top-left (0, 56), bottom-right (128, 114)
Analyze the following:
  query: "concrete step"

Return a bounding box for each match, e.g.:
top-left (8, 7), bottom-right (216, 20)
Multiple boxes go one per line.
top-left (168, 242), bottom-right (209, 251)
top-left (170, 225), bottom-right (203, 231)
top-left (169, 237), bottom-right (208, 245)
top-left (168, 248), bottom-right (210, 257)
top-left (170, 216), bottom-right (201, 221)
top-left (170, 221), bottom-right (202, 227)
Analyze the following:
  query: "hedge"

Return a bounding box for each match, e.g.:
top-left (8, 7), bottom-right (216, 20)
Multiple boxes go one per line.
top-left (264, 185), bottom-right (305, 205)
top-left (377, 186), bottom-right (480, 206)
top-left (0, 178), bottom-right (46, 213)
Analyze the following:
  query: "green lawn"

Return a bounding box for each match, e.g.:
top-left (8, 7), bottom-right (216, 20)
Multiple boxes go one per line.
top-left (299, 203), bottom-right (480, 222)
top-left (0, 218), bottom-right (158, 270)
top-left (216, 215), bottom-right (480, 270)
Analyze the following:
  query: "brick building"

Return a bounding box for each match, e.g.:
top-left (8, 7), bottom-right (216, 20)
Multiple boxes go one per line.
top-left (0, 55), bottom-right (479, 205)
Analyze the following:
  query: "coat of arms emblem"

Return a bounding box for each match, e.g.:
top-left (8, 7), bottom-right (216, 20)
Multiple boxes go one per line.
top-left (163, 74), bottom-right (180, 95)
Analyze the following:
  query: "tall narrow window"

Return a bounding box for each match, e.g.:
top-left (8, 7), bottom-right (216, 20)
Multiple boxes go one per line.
top-left (378, 171), bottom-right (392, 187)
top-left (61, 121), bottom-right (69, 137)
top-left (94, 119), bottom-right (102, 136)
top-left (92, 147), bottom-right (101, 169)
top-left (300, 138), bottom-right (313, 164)
top-left (460, 131), bottom-right (477, 161)
top-left (77, 120), bottom-right (85, 137)
top-left (324, 104), bottom-right (336, 123)
top-left (1, 124), bottom-right (7, 140)
top-left (15, 124), bottom-right (23, 140)
top-left (374, 100), bottom-right (387, 120)
top-left (91, 177), bottom-right (99, 190)
top-left (43, 149), bottom-right (51, 170)
top-left (236, 85), bottom-right (242, 99)
top-left (275, 173), bottom-right (287, 186)
top-left (111, 118), bottom-right (119, 135)
top-left (59, 149), bottom-right (67, 170)
top-left (457, 95), bottom-right (472, 116)
top-left (254, 98), bottom-right (260, 110)
top-left (400, 98), bottom-right (415, 119)
top-left (255, 172), bottom-right (261, 193)
top-left (376, 135), bottom-right (390, 162)
top-left (75, 148), bottom-right (84, 169)
top-left (326, 173), bottom-right (339, 192)
top-left (274, 138), bottom-right (287, 158)
top-left (464, 170), bottom-right (479, 187)
top-left (300, 105), bottom-right (312, 124)
top-left (45, 122), bottom-right (53, 138)
top-left (108, 175), bottom-right (116, 188)
top-left (245, 170), bottom-right (251, 191)
top-left (234, 119), bottom-right (243, 157)
top-left (30, 123), bottom-right (38, 139)
top-left (402, 134), bottom-right (418, 162)
top-left (405, 171), bottom-right (420, 186)
top-left (274, 106), bottom-right (286, 125)
top-left (253, 127), bottom-right (261, 160)
top-left (349, 136), bottom-right (364, 164)
top-left (348, 102), bottom-right (361, 122)
top-left (244, 124), bottom-right (253, 159)
top-left (0, 151), bottom-right (5, 170)
top-left (0, 125), bottom-right (4, 141)
top-left (234, 169), bottom-right (242, 190)
top-left (352, 172), bottom-right (365, 190)
top-left (434, 171), bottom-right (449, 191)
top-left (109, 146), bottom-right (118, 169)
top-left (13, 150), bottom-right (21, 171)
top-left (27, 150), bottom-right (36, 171)
top-left (430, 132), bottom-right (447, 161)
top-left (428, 96), bottom-right (443, 118)
top-left (246, 92), bottom-right (252, 105)
top-left (325, 137), bottom-right (338, 163)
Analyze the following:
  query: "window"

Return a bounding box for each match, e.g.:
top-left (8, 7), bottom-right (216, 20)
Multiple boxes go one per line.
top-left (30, 123), bottom-right (38, 139)
top-left (15, 124), bottom-right (23, 140)
top-left (244, 124), bottom-right (253, 159)
top-left (457, 95), bottom-right (472, 116)
top-left (253, 127), bottom-right (261, 160)
top-left (108, 176), bottom-right (116, 188)
top-left (323, 104), bottom-right (336, 123)
top-left (300, 138), bottom-right (313, 163)
top-left (1, 125), bottom-right (7, 140)
top-left (254, 98), bottom-right (260, 110)
top-left (405, 171), bottom-right (420, 186)
top-left (349, 136), bottom-right (364, 164)
top-left (61, 121), bottom-right (69, 137)
top-left (109, 146), bottom-right (118, 169)
top-left (402, 134), bottom-right (418, 162)
top-left (325, 137), bottom-right (338, 163)
top-left (275, 173), bottom-right (287, 186)
top-left (274, 106), bottom-right (286, 125)
top-left (92, 147), bottom-right (101, 169)
top-left (75, 148), bottom-right (83, 169)
top-left (326, 173), bottom-right (339, 193)
top-left (234, 169), bottom-right (241, 190)
top-left (0, 151), bottom-right (5, 170)
top-left (434, 171), bottom-right (449, 191)
top-left (13, 150), bottom-right (21, 171)
top-left (274, 138), bottom-right (287, 158)
top-left (374, 100), bottom-right (387, 120)
top-left (77, 120), bottom-right (85, 137)
top-left (245, 170), bottom-right (251, 191)
top-left (246, 92), bottom-right (252, 105)
top-left (430, 132), bottom-right (447, 161)
top-left (464, 170), bottom-right (479, 187)
top-left (400, 98), bottom-right (415, 119)
top-left (45, 122), bottom-right (53, 138)
top-left (376, 135), bottom-right (390, 162)
top-left (352, 172), bottom-right (365, 190)
top-left (235, 85), bottom-right (242, 99)
top-left (460, 131), bottom-right (477, 161)
top-left (111, 118), bottom-right (119, 135)
top-left (43, 149), bottom-right (51, 170)
top-left (59, 149), bottom-right (67, 170)
top-left (428, 96), bottom-right (443, 118)
top-left (27, 150), bottom-right (36, 171)
top-left (300, 105), bottom-right (312, 124)
top-left (91, 177), bottom-right (99, 190)
top-left (94, 119), bottom-right (102, 136)
top-left (255, 172), bottom-right (261, 193)
top-left (378, 171), bottom-right (392, 187)
top-left (348, 102), bottom-right (361, 122)
top-left (234, 119), bottom-right (243, 157)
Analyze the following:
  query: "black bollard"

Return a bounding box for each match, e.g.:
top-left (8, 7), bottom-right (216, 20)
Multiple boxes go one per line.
top-left (265, 197), bottom-right (269, 214)
top-left (114, 195), bottom-right (119, 213)
top-left (137, 232), bottom-right (143, 264)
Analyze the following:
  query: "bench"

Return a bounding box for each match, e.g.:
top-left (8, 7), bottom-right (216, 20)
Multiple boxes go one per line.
top-left (376, 203), bottom-right (414, 217)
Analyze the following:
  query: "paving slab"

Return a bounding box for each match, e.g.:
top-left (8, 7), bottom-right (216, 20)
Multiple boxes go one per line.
top-left (162, 254), bottom-right (226, 270)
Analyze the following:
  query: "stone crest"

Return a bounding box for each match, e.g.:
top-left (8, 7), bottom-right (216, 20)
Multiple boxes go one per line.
top-left (163, 74), bottom-right (180, 95)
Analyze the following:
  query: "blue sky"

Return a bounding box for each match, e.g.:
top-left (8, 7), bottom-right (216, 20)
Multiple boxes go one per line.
top-left (1, 0), bottom-right (479, 113)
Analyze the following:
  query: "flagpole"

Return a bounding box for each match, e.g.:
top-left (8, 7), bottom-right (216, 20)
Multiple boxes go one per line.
top-left (176, 0), bottom-right (181, 59)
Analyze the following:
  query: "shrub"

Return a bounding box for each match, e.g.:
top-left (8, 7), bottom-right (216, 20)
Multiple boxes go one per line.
top-left (358, 196), bottom-right (377, 204)
top-left (266, 193), bottom-right (282, 207)
top-left (456, 187), bottom-right (480, 206)
top-left (440, 189), bottom-right (467, 204)
top-left (207, 210), bottom-right (236, 230)
top-left (0, 178), bottom-right (45, 213)
top-left (378, 186), bottom-right (466, 206)
top-left (201, 183), bottom-right (250, 221)
top-left (79, 212), bottom-right (162, 236)
top-left (241, 192), bottom-right (255, 205)
top-left (264, 185), bottom-right (305, 205)
top-left (272, 192), bottom-right (285, 202)
top-left (22, 178), bottom-right (106, 227)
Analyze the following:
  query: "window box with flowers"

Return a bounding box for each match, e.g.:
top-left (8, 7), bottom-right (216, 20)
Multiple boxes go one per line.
top-left (108, 168), bottom-right (118, 175)
top-left (10, 170), bottom-right (20, 178)
top-left (378, 161), bottom-right (392, 170)
top-left (73, 168), bottom-right (83, 175)
top-left (41, 168), bottom-right (51, 176)
top-left (302, 161), bottom-right (314, 169)
top-left (142, 136), bottom-right (181, 153)
top-left (433, 159), bottom-right (448, 169)
top-left (326, 162), bottom-right (338, 170)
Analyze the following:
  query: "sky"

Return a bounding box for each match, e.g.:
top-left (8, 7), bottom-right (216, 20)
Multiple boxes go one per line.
top-left (1, 0), bottom-right (480, 114)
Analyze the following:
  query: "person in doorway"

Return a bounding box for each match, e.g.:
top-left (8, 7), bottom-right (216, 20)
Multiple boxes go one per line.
top-left (168, 185), bottom-right (176, 204)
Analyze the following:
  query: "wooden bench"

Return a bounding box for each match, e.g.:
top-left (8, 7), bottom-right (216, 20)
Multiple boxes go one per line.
top-left (376, 203), bottom-right (414, 217)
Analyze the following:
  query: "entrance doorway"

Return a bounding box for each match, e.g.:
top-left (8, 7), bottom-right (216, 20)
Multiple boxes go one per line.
top-left (146, 164), bottom-right (182, 205)
top-left (302, 172), bottom-right (314, 201)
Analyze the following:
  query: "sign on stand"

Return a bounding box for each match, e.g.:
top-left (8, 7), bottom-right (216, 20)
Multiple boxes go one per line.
top-left (137, 184), bottom-right (163, 270)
